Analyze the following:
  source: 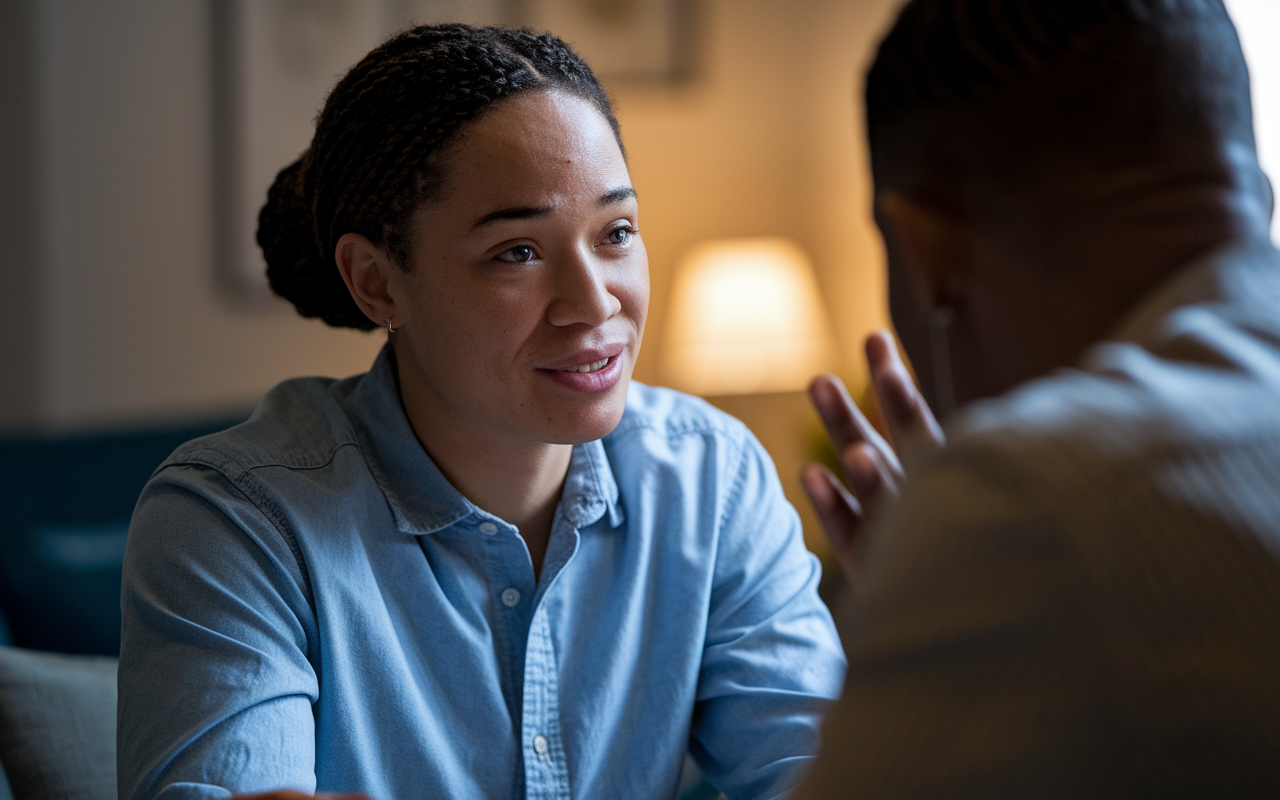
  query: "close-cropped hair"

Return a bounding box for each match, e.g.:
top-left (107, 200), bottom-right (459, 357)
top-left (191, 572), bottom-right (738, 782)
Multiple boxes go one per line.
top-left (865, 0), bottom-right (1256, 203)
top-left (257, 24), bottom-right (621, 330)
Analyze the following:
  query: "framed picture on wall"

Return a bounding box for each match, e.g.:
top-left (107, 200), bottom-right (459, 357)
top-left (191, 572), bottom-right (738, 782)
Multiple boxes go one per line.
top-left (516, 0), bottom-right (698, 83)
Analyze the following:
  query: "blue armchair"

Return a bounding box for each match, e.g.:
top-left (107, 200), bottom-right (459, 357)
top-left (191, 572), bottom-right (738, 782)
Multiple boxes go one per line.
top-left (0, 417), bottom-right (240, 800)
top-left (0, 416), bottom-right (244, 655)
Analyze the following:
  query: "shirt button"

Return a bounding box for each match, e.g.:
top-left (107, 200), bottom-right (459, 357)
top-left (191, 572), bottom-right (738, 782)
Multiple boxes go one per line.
top-left (532, 734), bottom-right (548, 756)
top-left (501, 587), bottom-right (521, 607)
top-left (479, 522), bottom-right (498, 535)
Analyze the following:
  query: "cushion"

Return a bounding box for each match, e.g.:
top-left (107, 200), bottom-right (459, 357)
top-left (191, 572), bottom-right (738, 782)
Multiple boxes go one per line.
top-left (0, 647), bottom-right (116, 800)
top-left (1, 756), bottom-right (15, 800)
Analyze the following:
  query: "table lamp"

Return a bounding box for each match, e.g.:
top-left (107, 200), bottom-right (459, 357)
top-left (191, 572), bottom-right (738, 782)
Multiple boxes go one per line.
top-left (661, 236), bottom-right (837, 396)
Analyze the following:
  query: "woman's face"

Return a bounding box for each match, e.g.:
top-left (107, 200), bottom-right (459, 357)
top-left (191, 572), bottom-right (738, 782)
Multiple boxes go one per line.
top-left (388, 90), bottom-right (649, 448)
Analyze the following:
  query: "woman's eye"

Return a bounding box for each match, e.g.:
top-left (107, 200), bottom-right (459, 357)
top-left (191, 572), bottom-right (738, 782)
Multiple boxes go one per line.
top-left (605, 226), bottom-right (633, 245)
top-left (496, 245), bottom-right (536, 263)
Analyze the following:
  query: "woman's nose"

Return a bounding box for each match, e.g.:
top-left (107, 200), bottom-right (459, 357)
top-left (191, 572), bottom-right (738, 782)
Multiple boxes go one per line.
top-left (545, 250), bottom-right (622, 328)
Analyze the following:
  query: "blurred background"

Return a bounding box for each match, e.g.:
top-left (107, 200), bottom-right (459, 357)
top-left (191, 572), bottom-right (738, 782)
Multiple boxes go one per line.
top-left (0, 0), bottom-right (1276, 654)
top-left (0, 0), bottom-right (903, 434)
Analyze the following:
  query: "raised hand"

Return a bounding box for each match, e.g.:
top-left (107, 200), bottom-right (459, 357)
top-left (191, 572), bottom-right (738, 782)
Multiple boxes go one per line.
top-left (800, 332), bottom-right (944, 587)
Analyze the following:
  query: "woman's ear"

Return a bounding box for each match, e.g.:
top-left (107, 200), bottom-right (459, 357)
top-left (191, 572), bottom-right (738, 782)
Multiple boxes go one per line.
top-left (874, 191), bottom-right (974, 311)
top-left (334, 232), bottom-right (401, 329)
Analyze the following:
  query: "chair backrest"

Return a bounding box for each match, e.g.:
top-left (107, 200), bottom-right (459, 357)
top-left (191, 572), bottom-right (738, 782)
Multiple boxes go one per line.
top-left (0, 416), bottom-right (244, 655)
top-left (0, 646), bottom-right (117, 800)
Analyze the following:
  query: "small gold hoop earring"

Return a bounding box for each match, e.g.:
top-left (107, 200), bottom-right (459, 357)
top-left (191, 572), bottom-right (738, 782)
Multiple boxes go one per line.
top-left (386, 318), bottom-right (397, 335)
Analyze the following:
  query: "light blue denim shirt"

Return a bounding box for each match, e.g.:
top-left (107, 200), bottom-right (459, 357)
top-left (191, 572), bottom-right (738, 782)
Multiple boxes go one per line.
top-left (118, 346), bottom-right (844, 800)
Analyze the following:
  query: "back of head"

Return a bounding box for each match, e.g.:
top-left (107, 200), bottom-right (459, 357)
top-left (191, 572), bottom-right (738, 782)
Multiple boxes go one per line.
top-left (257, 24), bottom-right (620, 330)
top-left (866, 0), bottom-right (1256, 211)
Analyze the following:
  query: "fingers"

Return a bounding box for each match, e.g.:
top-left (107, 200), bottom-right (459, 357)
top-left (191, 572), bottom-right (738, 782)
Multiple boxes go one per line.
top-left (805, 334), bottom-right (944, 587)
top-left (807, 373), bottom-right (904, 480)
top-left (802, 441), bottom-right (898, 585)
top-left (842, 440), bottom-right (899, 502)
top-left (865, 331), bottom-right (945, 464)
top-left (801, 464), bottom-right (863, 582)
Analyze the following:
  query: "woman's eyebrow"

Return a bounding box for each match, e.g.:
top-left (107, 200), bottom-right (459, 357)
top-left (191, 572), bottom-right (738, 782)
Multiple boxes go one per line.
top-left (600, 186), bottom-right (637, 205)
top-left (470, 205), bottom-right (552, 230)
top-left (470, 187), bottom-right (636, 230)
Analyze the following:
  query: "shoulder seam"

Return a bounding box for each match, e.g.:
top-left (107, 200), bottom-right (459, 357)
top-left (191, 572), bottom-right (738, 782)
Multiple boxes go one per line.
top-left (162, 436), bottom-right (359, 476)
top-left (714, 432), bottom-right (751, 534)
top-left (151, 445), bottom-right (358, 615)
top-left (231, 468), bottom-right (317, 613)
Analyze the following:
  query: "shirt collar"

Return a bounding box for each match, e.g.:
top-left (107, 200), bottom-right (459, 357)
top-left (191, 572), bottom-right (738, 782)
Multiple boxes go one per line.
top-left (341, 345), bottom-right (623, 535)
top-left (562, 432), bottom-right (624, 530)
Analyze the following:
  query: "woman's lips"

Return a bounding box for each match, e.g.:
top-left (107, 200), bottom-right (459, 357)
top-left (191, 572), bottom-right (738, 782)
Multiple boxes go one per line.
top-left (539, 353), bottom-right (625, 393)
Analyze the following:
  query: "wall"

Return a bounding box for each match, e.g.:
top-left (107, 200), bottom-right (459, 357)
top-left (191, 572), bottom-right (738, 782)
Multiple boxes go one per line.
top-left (0, 0), bottom-right (903, 434)
top-left (0, 0), bottom-right (42, 429)
top-left (32, 1), bottom-right (384, 433)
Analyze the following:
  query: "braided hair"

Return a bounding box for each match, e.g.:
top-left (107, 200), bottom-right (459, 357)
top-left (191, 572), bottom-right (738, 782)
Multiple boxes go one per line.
top-left (258, 24), bottom-right (622, 330)
top-left (864, 0), bottom-right (1253, 202)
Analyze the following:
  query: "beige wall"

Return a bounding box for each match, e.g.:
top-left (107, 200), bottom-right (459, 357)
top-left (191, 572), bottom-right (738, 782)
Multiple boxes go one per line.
top-left (2, 0), bottom-right (903, 434)
top-left (30, 1), bottom-right (384, 433)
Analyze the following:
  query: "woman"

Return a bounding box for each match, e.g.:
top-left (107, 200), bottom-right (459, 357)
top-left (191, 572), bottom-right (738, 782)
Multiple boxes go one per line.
top-left (118, 24), bottom-right (843, 800)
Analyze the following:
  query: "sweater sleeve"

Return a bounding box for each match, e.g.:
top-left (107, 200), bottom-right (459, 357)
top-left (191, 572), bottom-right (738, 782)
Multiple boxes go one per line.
top-left (791, 449), bottom-right (1121, 800)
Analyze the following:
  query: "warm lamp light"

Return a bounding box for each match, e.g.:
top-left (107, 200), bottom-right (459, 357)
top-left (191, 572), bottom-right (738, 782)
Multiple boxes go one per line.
top-left (661, 237), bottom-right (837, 395)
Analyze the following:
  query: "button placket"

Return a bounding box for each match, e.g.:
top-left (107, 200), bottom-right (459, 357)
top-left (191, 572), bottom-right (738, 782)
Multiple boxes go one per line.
top-left (521, 608), bottom-right (571, 799)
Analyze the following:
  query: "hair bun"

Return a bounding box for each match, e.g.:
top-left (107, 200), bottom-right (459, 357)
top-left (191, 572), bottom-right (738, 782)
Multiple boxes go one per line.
top-left (257, 155), bottom-right (377, 330)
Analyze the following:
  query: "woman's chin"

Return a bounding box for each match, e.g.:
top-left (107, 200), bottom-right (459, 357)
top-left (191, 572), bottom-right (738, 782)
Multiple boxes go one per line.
top-left (538, 387), bottom-right (630, 445)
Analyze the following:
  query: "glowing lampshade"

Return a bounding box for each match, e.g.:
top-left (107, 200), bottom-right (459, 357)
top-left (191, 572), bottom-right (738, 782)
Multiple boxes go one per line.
top-left (662, 237), bottom-right (836, 395)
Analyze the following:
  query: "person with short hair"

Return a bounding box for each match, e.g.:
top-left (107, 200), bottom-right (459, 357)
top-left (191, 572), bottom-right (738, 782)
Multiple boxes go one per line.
top-left (117, 25), bottom-right (844, 800)
top-left (796, 0), bottom-right (1280, 795)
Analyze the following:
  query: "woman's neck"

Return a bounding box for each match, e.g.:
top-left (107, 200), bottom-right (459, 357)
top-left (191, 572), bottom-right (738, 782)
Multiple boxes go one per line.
top-left (394, 366), bottom-right (571, 581)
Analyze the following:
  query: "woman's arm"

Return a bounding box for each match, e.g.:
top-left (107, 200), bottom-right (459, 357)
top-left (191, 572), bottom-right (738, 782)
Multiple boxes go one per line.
top-left (690, 431), bottom-right (847, 800)
top-left (118, 464), bottom-right (321, 800)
